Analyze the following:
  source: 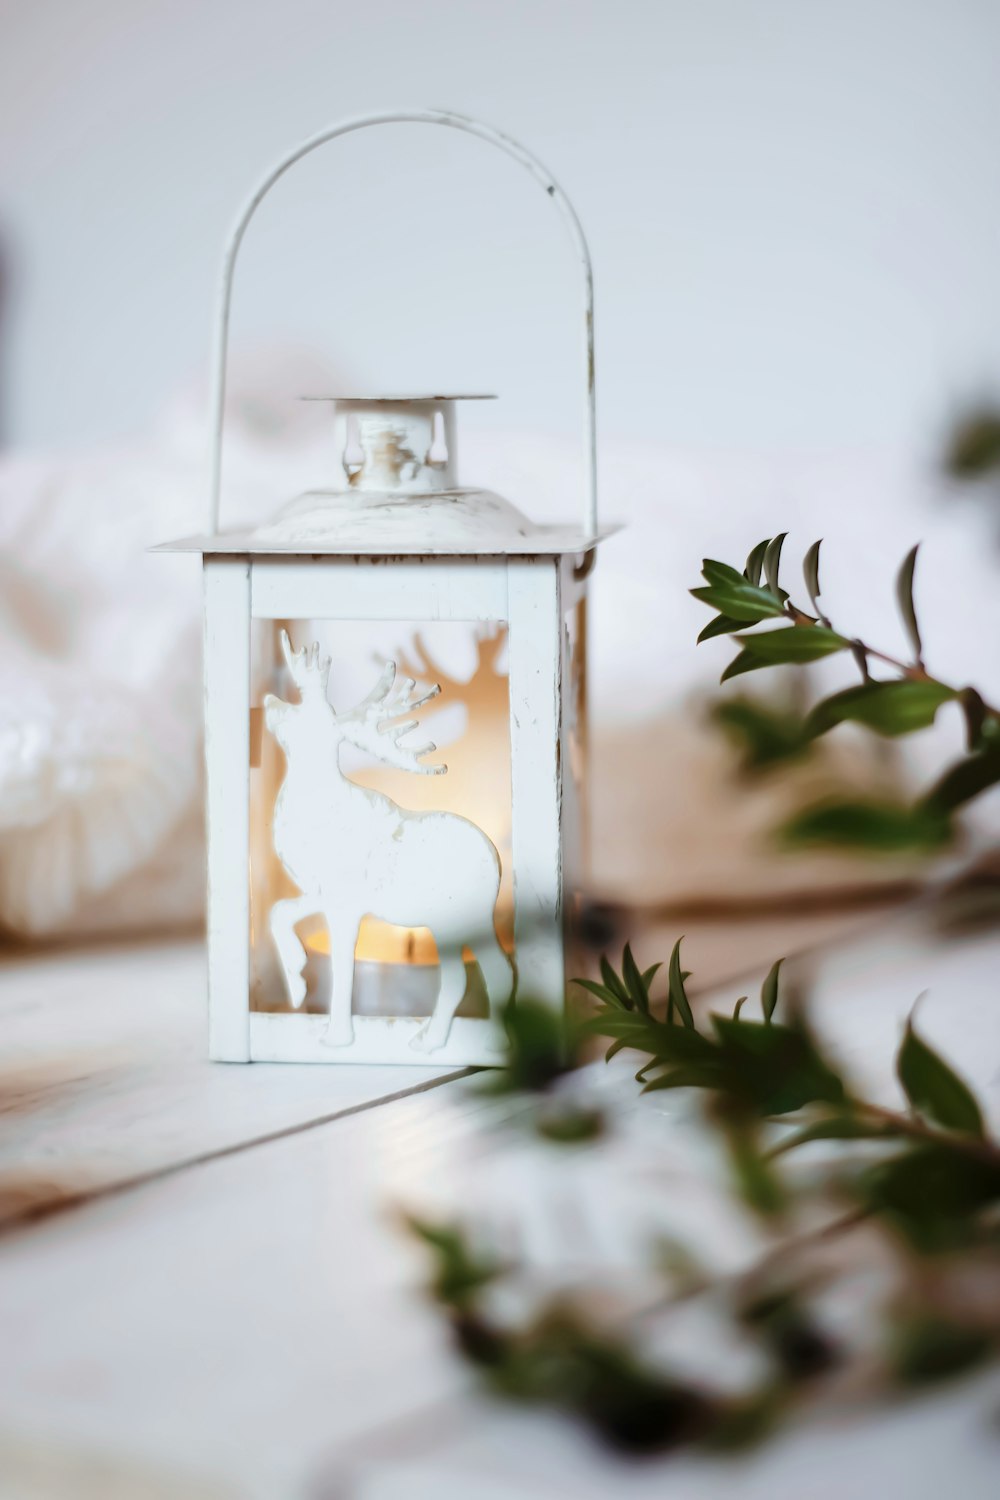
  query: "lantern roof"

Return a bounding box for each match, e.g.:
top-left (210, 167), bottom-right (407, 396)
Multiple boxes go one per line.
top-left (157, 395), bottom-right (618, 557)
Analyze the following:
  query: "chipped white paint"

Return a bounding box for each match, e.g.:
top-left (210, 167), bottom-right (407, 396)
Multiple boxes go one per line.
top-left (333, 396), bottom-right (459, 493)
top-left (164, 395), bottom-right (616, 557)
top-left (265, 633), bottom-right (513, 1056)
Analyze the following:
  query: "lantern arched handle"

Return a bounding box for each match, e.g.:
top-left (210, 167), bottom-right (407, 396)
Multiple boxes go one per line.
top-left (207, 108), bottom-right (597, 538)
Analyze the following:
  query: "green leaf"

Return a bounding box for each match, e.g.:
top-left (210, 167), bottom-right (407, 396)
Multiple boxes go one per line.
top-left (536, 1104), bottom-right (605, 1144)
top-left (599, 956), bottom-right (631, 1008)
top-left (645, 1027), bottom-right (722, 1065)
top-left (733, 996), bottom-right (748, 1020)
top-left (702, 559), bottom-right (749, 587)
top-left (769, 1115), bottom-right (904, 1156)
top-left (667, 938), bottom-right (696, 1030)
top-left (641, 963), bottom-right (663, 990)
top-left (737, 1289), bottom-right (836, 1382)
top-left (896, 544), bottom-right (922, 663)
top-left (725, 1123), bottom-right (787, 1217)
top-left (583, 1010), bottom-right (714, 1065)
top-left (622, 943), bottom-right (649, 1015)
top-left (691, 582), bottom-right (786, 623)
top-left (574, 978), bottom-right (622, 1007)
top-left (642, 1065), bottom-right (725, 1093)
top-left (803, 539), bottom-right (823, 616)
top-left (407, 1216), bottom-right (502, 1307)
top-left (921, 748), bottom-right (1000, 816)
top-left (719, 650), bottom-right (769, 683)
top-left (958, 687), bottom-right (988, 752)
top-left (744, 539), bottom-right (770, 587)
top-left (897, 1017), bottom-right (984, 1137)
top-left (711, 699), bottom-right (812, 770)
top-left (698, 613), bottom-right (757, 643)
top-left (711, 1017), bottom-right (845, 1116)
top-left (860, 1143), bottom-right (1000, 1252)
top-left (945, 406), bottom-right (1000, 479)
top-left (762, 533), bottom-right (787, 597)
top-left (780, 798), bottom-right (952, 853)
top-left (805, 680), bottom-right (955, 740)
top-left (732, 625), bottom-right (848, 662)
top-left (760, 959), bottom-right (783, 1024)
top-left (497, 999), bottom-right (575, 1092)
top-left (892, 1318), bottom-right (995, 1386)
top-left (721, 626), bottom-right (848, 683)
top-left (579, 1014), bottom-right (659, 1040)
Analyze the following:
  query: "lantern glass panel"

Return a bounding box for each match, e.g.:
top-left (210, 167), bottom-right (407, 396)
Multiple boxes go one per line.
top-left (248, 617), bottom-right (513, 1023)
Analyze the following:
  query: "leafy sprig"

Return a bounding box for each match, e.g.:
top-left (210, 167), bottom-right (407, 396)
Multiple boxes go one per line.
top-left (585, 946), bottom-right (1000, 1245)
top-left (410, 947), bottom-right (1000, 1455)
top-left (692, 538), bottom-right (1000, 851)
top-left (407, 526), bottom-right (1000, 1458)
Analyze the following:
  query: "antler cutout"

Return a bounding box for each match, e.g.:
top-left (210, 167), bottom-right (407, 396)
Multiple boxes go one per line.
top-left (279, 629), bottom-right (331, 697)
top-left (336, 661), bottom-right (447, 775)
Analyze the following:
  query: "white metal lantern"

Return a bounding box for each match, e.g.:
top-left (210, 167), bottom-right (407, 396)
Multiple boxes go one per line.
top-left (160, 110), bottom-right (614, 1066)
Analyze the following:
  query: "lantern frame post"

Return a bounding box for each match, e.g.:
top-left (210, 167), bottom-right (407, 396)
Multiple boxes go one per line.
top-left (508, 558), bottom-right (566, 1007)
top-left (204, 555), bottom-right (252, 1062)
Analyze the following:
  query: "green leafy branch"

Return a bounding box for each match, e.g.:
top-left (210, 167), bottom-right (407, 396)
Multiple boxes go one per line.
top-left (409, 951), bottom-right (1000, 1455)
top-left (583, 942), bottom-right (1000, 1270)
top-left (692, 537), bottom-right (1000, 852)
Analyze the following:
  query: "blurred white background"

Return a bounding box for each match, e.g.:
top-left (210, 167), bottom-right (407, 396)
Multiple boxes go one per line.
top-left (2, 0), bottom-right (1000, 456)
top-left (3, 0), bottom-right (1000, 937)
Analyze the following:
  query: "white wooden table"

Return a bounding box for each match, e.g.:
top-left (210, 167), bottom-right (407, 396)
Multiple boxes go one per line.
top-left (1, 914), bottom-right (998, 1498)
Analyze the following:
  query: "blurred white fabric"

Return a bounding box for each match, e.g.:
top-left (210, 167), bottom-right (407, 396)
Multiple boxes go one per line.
top-left (1, 351), bottom-right (998, 938)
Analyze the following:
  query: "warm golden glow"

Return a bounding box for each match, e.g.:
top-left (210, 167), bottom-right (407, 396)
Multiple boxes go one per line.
top-left (351, 627), bottom-right (514, 961)
top-left (250, 620), bottom-right (515, 1009)
top-left (306, 920), bottom-right (440, 966)
top-left (306, 920), bottom-right (511, 967)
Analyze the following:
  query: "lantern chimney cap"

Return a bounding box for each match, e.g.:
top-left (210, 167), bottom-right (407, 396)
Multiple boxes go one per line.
top-left (300, 393), bottom-right (481, 498)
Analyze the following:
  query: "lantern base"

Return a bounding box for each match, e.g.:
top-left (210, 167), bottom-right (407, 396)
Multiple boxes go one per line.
top-left (246, 1012), bottom-right (505, 1067)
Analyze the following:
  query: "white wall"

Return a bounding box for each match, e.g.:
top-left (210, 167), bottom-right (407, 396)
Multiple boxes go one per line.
top-left (2, 0), bottom-right (1000, 458)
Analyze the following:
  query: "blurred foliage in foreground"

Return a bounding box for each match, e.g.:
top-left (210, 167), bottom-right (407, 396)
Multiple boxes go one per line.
top-left (408, 523), bottom-right (1000, 1456)
top-left (945, 404), bottom-right (1000, 482)
top-left (408, 950), bottom-right (1000, 1456)
top-left (693, 535), bottom-right (1000, 853)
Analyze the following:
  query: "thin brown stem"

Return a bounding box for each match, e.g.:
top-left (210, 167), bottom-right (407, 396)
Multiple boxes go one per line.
top-left (777, 598), bottom-right (1000, 717)
top-left (630, 1206), bottom-right (874, 1333)
top-left (848, 1097), bottom-right (1000, 1167)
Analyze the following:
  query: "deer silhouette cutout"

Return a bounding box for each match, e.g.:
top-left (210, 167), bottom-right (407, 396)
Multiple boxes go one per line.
top-left (264, 631), bottom-right (513, 1050)
top-left (366, 626), bottom-right (514, 950)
